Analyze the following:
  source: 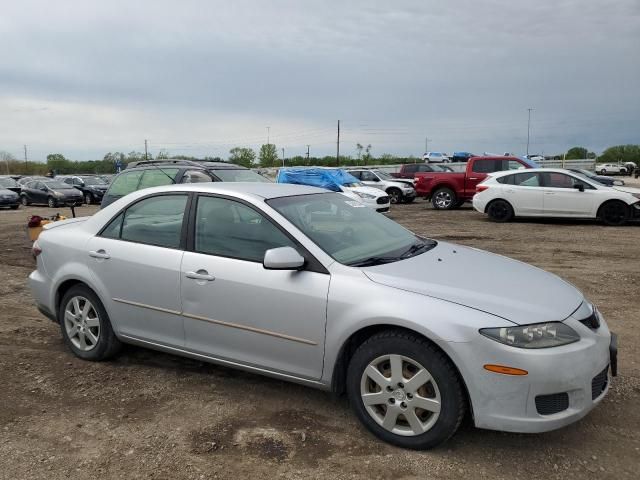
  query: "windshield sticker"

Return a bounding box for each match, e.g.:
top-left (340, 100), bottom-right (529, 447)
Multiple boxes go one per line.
top-left (345, 201), bottom-right (366, 207)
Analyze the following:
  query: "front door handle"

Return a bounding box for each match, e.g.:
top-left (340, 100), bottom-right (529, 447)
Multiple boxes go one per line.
top-left (186, 270), bottom-right (215, 282)
top-left (88, 250), bottom-right (110, 259)
top-left (544, 192), bottom-right (555, 195)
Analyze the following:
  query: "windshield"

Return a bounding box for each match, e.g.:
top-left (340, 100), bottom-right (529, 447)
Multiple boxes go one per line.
top-left (0, 178), bottom-right (19, 188)
top-left (268, 193), bottom-right (436, 266)
top-left (569, 170), bottom-right (606, 187)
top-left (213, 169), bottom-right (271, 182)
top-left (374, 170), bottom-right (394, 180)
top-left (44, 181), bottom-right (72, 189)
top-left (342, 182), bottom-right (363, 188)
top-left (81, 176), bottom-right (107, 185)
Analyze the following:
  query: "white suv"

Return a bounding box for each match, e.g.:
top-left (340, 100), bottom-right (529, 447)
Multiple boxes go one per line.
top-left (596, 164), bottom-right (627, 175)
top-left (423, 152), bottom-right (450, 163)
top-left (347, 169), bottom-right (416, 204)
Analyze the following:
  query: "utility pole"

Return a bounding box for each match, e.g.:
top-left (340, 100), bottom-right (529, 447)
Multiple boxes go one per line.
top-left (336, 120), bottom-right (340, 166)
top-left (425, 136), bottom-right (430, 154)
top-left (526, 108), bottom-right (533, 156)
top-left (281, 148), bottom-right (285, 167)
top-left (24, 145), bottom-right (28, 172)
top-left (144, 139), bottom-right (148, 160)
top-left (306, 145), bottom-right (310, 164)
top-left (266, 126), bottom-right (270, 146)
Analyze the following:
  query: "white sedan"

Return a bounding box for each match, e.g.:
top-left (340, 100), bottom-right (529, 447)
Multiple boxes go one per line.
top-left (473, 168), bottom-right (640, 225)
top-left (596, 164), bottom-right (627, 175)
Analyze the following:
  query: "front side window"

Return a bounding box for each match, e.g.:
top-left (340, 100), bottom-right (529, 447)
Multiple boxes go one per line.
top-left (116, 195), bottom-right (187, 248)
top-left (107, 171), bottom-right (144, 197)
top-left (138, 168), bottom-right (180, 189)
top-left (194, 196), bottom-right (296, 262)
top-left (543, 173), bottom-right (593, 190)
top-left (349, 171), bottom-right (363, 180)
top-left (360, 171), bottom-right (378, 182)
top-left (507, 160), bottom-right (526, 170)
top-left (268, 193), bottom-right (434, 266)
top-left (182, 170), bottom-right (213, 183)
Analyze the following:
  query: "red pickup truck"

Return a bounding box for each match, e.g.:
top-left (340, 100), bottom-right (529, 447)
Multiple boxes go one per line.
top-left (390, 163), bottom-right (452, 179)
top-left (415, 156), bottom-right (534, 209)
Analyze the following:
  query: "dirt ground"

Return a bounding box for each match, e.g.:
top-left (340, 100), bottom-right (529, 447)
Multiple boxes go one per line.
top-left (1, 189), bottom-right (639, 480)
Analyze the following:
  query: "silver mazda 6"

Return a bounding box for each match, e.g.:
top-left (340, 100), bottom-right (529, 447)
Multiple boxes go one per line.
top-left (29, 182), bottom-right (616, 449)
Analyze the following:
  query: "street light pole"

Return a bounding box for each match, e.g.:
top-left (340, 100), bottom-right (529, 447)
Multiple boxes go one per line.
top-left (526, 108), bottom-right (533, 156)
top-left (281, 148), bottom-right (285, 167)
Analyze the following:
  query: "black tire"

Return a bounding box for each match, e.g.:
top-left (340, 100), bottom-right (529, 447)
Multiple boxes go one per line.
top-left (84, 193), bottom-right (93, 205)
top-left (10, 205), bottom-right (19, 210)
top-left (58, 284), bottom-right (122, 361)
top-left (387, 188), bottom-right (402, 205)
top-left (598, 200), bottom-right (629, 226)
top-left (21, 196), bottom-right (29, 206)
top-left (346, 330), bottom-right (465, 450)
top-left (486, 199), bottom-right (514, 222)
top-left (431, 188), bottom-right (457, 210)
top-left (47, 196), bottom-right (57, 208)
top-left (600, 169), bottom-right (607, 175)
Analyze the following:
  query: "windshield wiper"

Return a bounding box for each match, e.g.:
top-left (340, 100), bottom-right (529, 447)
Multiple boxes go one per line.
top-left (400, 239), bottom-right (437, 258)
top-left (347, 256), bottom-right (400, 267)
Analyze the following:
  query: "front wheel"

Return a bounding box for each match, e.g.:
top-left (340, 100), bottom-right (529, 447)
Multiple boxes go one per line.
top-left (486, 199), bottom-right (514, 222)
top-left (47, 197), bottom-right (57, 208)
top-left (84, 193), bottom-right (93, 205)
top-left (58, 285), bottom-right (122, 361)
top-left (598, 201), bottom-right (629, 226)
top-left (387, 188), bottom-right (402, 204)
top-left (21, 196), bottom-right (29, 206)
top-left (347, 331), bottom-right (465, 450)
top-left (431, 188), bottom-right (457, 210)
top-left (600, 169), bottom-right (607, 175)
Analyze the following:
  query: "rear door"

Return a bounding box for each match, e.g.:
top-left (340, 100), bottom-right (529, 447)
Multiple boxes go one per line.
top-left (86, 193), bottom-right (189, 346)
top-left (498, 172), bottom-right (544, 215)
top-left (180, 194), bottom-right (329, 380)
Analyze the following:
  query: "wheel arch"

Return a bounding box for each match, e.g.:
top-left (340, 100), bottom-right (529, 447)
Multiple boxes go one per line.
top-left (330, 324), bottom-right (473, 419)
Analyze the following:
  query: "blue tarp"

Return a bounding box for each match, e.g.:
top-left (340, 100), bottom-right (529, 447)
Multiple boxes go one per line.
top-left (276, 168), bottom-right (359, 192)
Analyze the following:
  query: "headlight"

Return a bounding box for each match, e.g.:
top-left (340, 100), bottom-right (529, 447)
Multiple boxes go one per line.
top-left (480, 322), bottom-right (579, 349)
top-left (354, 191), bottom-right (376, 199)
top-left (53, 191), bottom-right (64, 197)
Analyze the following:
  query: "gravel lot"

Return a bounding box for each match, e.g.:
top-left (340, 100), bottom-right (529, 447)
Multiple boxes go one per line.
top-left (1, 188), bottom-right (639, 479)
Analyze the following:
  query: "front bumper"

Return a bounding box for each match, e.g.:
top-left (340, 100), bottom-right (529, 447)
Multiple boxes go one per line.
top-left (0, 197), bottom-right (19, 207)
top-left (456, 317), bottom-right (614, 433)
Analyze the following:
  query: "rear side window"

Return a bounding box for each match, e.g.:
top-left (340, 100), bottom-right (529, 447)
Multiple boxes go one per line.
top-left (498, 172), bottom-right (541, 186)
top-left (138, 168), bottom-right (179, 189)
top-left (107, 171), bottom-right (143, 197)
top-left (472, 160), bottom-right (501, 173)
top-left (114, 195), bottom-right (188, 248)
top-left (403, 165), bottom-right (417, 173)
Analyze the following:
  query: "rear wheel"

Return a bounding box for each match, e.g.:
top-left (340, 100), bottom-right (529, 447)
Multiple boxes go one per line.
top-left (58, 285), bottom-right (122, 361)
top-left (486, 199), bottom-right (514, 222)
top-left (84, 193), bottom-right (93, 205)
top-left (600, 169), bottom-right (607, 175)
top-left (387, 188), bottom-right (402, 204)
top-left (21, 196), bottom-right (29, 206)
top-left (598, 201), bottom-right (629, 226)
top-left (346, 331), bottom-right (465, 450)
top-left (47, 197), bottom-right (56, 208)
top-left (431, 188), bottom-right (457, 210)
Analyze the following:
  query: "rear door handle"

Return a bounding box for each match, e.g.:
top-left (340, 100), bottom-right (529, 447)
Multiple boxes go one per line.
top-left (468, 177), bottom-right (478, 180)
top-left (186, 270), bottom-right (215, 282)
top-left (544, 192), bottom-right (555, 195)
top-left (88, 250), bottom-right (110, 259)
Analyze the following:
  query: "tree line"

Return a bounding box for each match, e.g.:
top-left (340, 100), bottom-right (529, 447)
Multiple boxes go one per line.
top-left (1, 144), bottom-right (638, 176)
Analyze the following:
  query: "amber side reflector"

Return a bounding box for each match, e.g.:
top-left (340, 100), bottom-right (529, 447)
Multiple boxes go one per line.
top-left (484, 364), bottom-right (528, 376)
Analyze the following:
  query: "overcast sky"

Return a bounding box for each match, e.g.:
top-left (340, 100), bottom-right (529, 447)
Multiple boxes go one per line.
top-left (1, 0), bottom-right (638, 161)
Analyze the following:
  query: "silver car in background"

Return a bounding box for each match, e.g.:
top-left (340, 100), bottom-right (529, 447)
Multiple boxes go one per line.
top-left (29, 183), bottom-right (616, 449)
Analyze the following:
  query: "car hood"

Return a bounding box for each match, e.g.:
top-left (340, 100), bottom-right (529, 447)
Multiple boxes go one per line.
top-left (390, 180), bottom-right (415, 189)
top-left (612, 185), bottom-right (640, 195)
top-left (342, 185), bottom-right (387, 198)
top-left (361, 241), bottom-right (583, 325)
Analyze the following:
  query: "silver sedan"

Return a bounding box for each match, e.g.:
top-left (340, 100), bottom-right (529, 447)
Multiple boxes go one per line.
top-left (29, 182), bottom-right (615, 449)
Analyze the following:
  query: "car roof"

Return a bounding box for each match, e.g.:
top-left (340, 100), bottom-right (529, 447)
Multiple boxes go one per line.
top-left (489, 168), bottom-right (590, 178)
top-left (124, 182), bottom-right (330, 200)
top-left (126, 159), bottom-right (247, 170)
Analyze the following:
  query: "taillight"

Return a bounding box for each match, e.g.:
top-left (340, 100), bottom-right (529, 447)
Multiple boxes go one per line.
top-left (476, 185), bottom-right (490, 193)
top-left (32, 240), bottom-right (42, 258)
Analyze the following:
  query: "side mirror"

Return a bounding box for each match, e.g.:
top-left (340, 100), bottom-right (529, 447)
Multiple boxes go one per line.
top-left (263, 247), bottom-right (305, 270)
top-left (370, 177), bottom-right (380, 182)
top-left (573, 184), bottom-right (585, 192)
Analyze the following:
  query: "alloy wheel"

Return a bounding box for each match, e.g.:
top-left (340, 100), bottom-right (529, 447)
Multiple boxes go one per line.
top-left (85, 194), bottom-right (92, 205)
top-left (21, 196), bottom-right (28, 206)
top-left (48, 197), bottom-right (56, 208)
top-left (360, 354), bottom-right (441, 436)
top-left (434, 191), bottom-right (453, 208)
top-left (601, 202), bottom-right (628, 226)
top-left (389, 189), bottom-right (401, 204)
top-left (63, 296), bottom-right (101, 351)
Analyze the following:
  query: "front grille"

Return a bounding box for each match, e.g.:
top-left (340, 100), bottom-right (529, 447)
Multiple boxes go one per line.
top-left (376, 196), bottom-right (390, 205)
top-left (578, 309), bottom-right (600, 330)
top-left (591, 366), bottom-right (609, 399)
top-left (535, 393), bottom-right (569, 415)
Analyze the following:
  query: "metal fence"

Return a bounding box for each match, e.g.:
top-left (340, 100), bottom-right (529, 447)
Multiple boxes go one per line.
top-left (536, 159), bottom-right (595, 170)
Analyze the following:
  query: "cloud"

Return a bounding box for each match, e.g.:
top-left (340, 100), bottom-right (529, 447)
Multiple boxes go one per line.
top-left (0, 0), bottom-right (638, 160)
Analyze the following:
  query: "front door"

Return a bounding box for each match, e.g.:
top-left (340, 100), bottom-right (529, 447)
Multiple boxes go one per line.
top-left (541, 172), bottom-right (598, 216)
top-left (180, 195), bottom-right (329, 380)
top-left (86, 194), bottom-right (188, 346)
